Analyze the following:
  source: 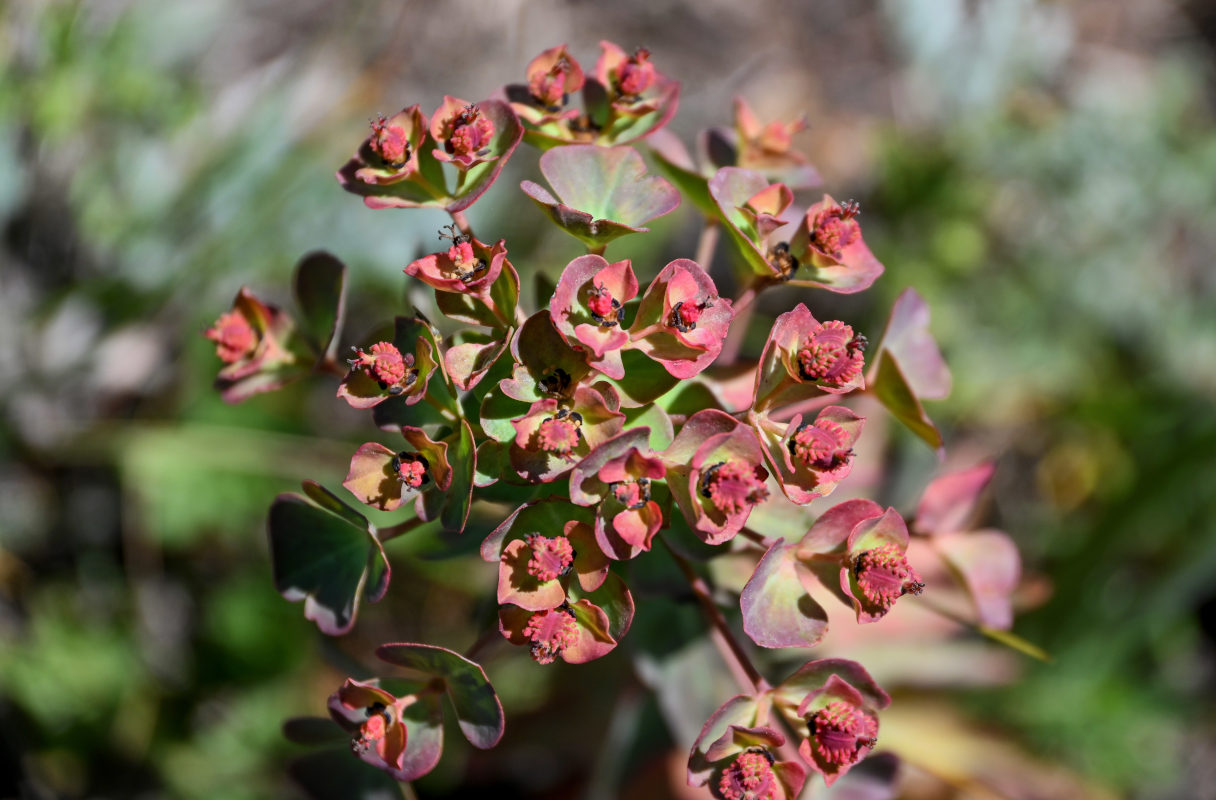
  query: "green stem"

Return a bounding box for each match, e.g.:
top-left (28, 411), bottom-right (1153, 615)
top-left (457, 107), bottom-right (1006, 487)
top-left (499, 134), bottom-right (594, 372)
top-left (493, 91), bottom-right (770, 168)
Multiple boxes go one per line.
top-left (586, 244), bottom-right (607, 257)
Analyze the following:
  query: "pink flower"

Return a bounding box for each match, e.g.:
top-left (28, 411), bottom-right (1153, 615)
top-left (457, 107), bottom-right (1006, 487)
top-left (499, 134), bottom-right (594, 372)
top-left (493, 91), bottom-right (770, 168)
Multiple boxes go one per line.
top-left (526, 44), bottom-right (584, 110)
top-left (327, 679), bottom-right (412, 779)
top-left (664, 410), bottom-right (771, 545)
top-left (629, 259), bottom-right (733, 379)
top-left (791, 195), bottom-right (885, 279)
top-left (430, 97), bottom-right (497, 169)
top-left (204, 288), bottom-right (299, 402)
top-left (405, 227), bottom-right (507, 295)
top-left (569, 428), bottom-right (667, 560)
top-left (550, 255), bottom-right (639, 379)
top-left (349, 105), bottom-right (428, 187)
top-left (764, 406), bottom-right (864, 505)
top-left (509, 384), bottom-right (625, 483)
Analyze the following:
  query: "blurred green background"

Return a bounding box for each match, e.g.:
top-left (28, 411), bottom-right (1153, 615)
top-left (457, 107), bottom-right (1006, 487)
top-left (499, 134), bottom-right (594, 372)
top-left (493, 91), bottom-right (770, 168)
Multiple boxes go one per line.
top-left (2, 1), bottom-right (1214, 797)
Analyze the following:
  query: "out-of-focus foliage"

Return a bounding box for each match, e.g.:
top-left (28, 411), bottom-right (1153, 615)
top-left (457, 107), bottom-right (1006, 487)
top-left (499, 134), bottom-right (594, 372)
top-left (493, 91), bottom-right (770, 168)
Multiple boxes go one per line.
top-left (1, 0), bottom-right (1214, 797)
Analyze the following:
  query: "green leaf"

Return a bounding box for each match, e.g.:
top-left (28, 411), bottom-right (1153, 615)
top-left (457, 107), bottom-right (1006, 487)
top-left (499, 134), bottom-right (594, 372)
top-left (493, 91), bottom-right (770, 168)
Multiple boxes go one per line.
top-left (375, 643), bottom-right (505, 749)
top-left (293, 251), bottom-right (346, 361)
top-left (287, 748), bottom-right (405, 800)
top-left (521, 145), bottom-right (680, 249)
top-left (268, 483), bottom-right (389, 636)
top-left (440, 420), bottom-right (476, 533)
top-left (871, 351), bottom-right (944, 452)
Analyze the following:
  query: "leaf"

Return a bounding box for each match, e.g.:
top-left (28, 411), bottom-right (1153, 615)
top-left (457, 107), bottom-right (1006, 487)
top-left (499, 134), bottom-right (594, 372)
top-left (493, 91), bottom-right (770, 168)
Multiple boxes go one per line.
top-left (436, 420), bottom-right (475, 533)
top-left (282, 717), bottom-right (348, 746)
top-left (287, 748), bottom-right (405, 800)
top-left (648, 129), bottom-right (718, 216)
top-left (774, 658), bottom-right (890, 712)
top-left (293, 251), bottom-right (347, 361)
top-left (444, 335), bottom-right (508, 391)
top-left (376, 643), bottom-right (505, 749)
top-left (877, 288), bottom-right (951, 400)
top-left (479, 498), bottom-right (593, 562)
top-left (915, 462), bottom-right (996, 535)
top-left (934, 529), bottom-right (1021, 630)
top-left (687, 695), bottom-right (761, 786)
top-left (741, 542), bottom-right (829, 648)
top-left (608, 349), bottom-right (679, 408)
top-left (870, 351), bottom-right (944, 452)
top-left (479, 386), bottom-right (529, 443)
top-left (709, 167), bottom-right (778, 278)
top-left (521, 144), bottom-right (680, 248)
top-left (268, 482), bottom-right (389, 635)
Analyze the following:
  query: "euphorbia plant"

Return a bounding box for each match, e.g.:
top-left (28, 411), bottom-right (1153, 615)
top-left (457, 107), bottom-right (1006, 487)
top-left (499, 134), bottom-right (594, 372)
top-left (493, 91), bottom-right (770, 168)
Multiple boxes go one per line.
top-left (206, 40), bottom-right (1033, 798)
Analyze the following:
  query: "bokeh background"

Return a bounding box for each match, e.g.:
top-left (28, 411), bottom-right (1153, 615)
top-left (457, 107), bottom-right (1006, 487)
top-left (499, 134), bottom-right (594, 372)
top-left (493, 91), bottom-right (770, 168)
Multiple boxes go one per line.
top-left (2, 1), bottom-right (1215, 798)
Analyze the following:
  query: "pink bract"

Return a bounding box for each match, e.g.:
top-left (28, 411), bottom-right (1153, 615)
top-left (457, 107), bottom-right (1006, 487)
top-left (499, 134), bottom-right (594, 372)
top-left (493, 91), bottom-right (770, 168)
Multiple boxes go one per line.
top-left (550, 254), bottom-right (639, 379)
top-left (629, 258), bottom-right (733, 379)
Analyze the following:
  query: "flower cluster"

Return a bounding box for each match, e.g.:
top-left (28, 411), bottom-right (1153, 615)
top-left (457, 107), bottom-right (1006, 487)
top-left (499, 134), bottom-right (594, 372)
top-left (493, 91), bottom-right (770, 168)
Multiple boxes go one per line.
top-left (206, 40), bottom-right (1025, 799)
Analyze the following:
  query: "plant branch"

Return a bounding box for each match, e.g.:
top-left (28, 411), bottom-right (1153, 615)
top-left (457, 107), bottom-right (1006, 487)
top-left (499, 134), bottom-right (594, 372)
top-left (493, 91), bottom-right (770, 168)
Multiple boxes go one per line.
top-left (719, 282), bottom-right (758, 365)
top-left (695, 218), bottom-right (720, 269)
top-left (449, 209), bottom-right (473, 239)
top-left (662, 537), bottom-right (769, 695)
top-left (378, 515), bottom-right (427, 542)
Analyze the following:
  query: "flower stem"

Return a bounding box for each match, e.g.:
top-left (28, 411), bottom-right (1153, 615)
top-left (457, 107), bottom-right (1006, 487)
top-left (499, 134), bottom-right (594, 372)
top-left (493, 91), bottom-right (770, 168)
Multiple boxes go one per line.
top-left (695, 218), bottom-right (720, 270)
top-left (662, 537), bottom-right (769, 695)
top-left (768, 393), bottom-right (838, 422)
top-left (378, 515), bottom-right (426, 542)
top-left (450, 209), bottom-right (473, 239)
top-left (719, 282), bottom-right (758, 365)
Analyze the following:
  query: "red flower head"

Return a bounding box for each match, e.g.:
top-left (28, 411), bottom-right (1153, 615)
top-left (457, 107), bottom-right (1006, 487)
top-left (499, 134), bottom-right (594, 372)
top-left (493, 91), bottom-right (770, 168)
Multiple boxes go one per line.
top-left (689, 695), bottom-right (807, 800)
top-left (526, 44), bottom-right (584, 111)
top-left (595, 42), bottom-right (670, 113)
top-left (430, 97), bottom-right (498, 169)
top-left (496, 519), bottom-right (608, 612)
top-left (509, 384), bottom-right (625, 483)
top-left (790, 195), bottom-right (885, 280)
top-left (734, 97), bottom-right (810, 173)
top-left (629, 259), bottom-right (734, 379)
top-left (824, 502), bottom-right (923, 623)
top-left (569, 428), bottom-right (667, 560)
top-left (337, 318), bottom-right (439, 409)
top-left (327, 679), bottom-right (412, 779)
top-left (753, 304), bottom-right (866, 413)
top-left (772, 659), bottom-right (890, 787)
top-left (348, 105), bottom-right (428, 187)
top-left (664, 410), bottom-right (770, 545)
top-left (341, 427), bottom-right (453, 514)
top-left (550, 254), bottom-right (639, 380)
top-left (405, 226), bottom-right (507, 296)
top-left (204, 287), bottom-right (299, 402)
top-left (764, 406), bottom-right (864, 505)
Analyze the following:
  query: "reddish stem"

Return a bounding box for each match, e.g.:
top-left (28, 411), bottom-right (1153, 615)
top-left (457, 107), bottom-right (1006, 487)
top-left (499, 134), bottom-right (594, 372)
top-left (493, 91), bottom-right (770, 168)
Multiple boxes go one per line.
top-left (663, 538), bottom-right (769, 695)
top-left (695, 218), bottom-right (720, 270)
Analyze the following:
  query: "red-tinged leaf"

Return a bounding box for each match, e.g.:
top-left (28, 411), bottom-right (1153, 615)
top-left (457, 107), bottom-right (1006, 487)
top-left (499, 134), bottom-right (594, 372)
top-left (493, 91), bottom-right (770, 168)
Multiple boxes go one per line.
top-left (522, 144), bottom-right (680, 248)
top-left (915, 462), bottom-right (996, 535)
top-left (571, 569), bottom-right (634, 643)
top-left (934, 529), bottom-right (1021, 630)
top-left (293, 251), bottom-right (347, 361)
top-left (687, 695), bottom-right (761, 786)
top-left (376, 643), bottom-right (505, 749)
top-left (445, 336), bottom-right (507, 391)
top-left (342, 443), bottom-right (403, 512)
top-left (563, 599), bottom-right (618, 664)
top-left (870, 350), bottom-right (943, 452)
top-left (474, 439), bottom-right (505, 488)
top-left (741, 542), bottom-right (829, 648)
top-left (497, 538), bottom-right (567, 611)
top-left (648, 128), bottom-right (718, 216)
top-left (796, 498), bottom-right (883, 557)
top-left (819, 752), bottom-right (901, 800)
top-left (877, 288), bottom-right (951, 400)
top-left (268, 483), bottom-right (389, 636)
top-left (774, 658), bottom-right (891, 713)
top-left (709, 167), bottom-right (779, 278)
top-left (846, 507), bottom-right (909, 555)
top-left (480, 498), bottom-right (594, 562)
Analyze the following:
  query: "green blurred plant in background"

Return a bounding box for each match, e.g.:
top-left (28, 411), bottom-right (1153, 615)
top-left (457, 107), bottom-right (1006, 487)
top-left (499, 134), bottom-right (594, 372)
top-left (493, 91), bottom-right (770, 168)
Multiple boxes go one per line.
top-left (1, 1), bottom-right (1214, 797)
